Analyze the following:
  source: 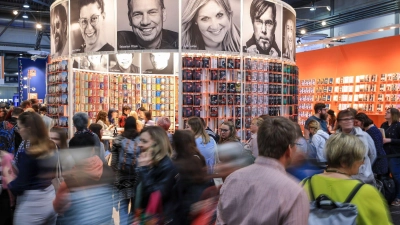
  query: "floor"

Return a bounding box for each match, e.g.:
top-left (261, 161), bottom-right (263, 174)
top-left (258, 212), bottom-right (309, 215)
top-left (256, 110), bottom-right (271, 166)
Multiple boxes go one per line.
top-left (391, 206), bottom-right (400, 225)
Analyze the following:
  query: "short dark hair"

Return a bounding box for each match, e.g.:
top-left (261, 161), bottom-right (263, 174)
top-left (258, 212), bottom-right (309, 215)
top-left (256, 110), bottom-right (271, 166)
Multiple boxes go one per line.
top-left (39, 106), bottom-right (47, 113)
top-left (122, 116), bottom-right (139, 139)
top-left (337, 109), bottom-right (354, 121)
top-left (144, 111), bottom-right (152, 120)
top-left (80, 0), bottom-right (104, 13)
top-left (20, 100), bottom-right (31, 109)
top-left (31, 104), bottom-right (39, 113)
top-left (314, 103), bottom-right (326, 114)
top-left (53, 3), bottom-right (68, 26)
top-left (347, 108), bottom-right (357, 117)
top-left (128, 0), bottom-right (165, 26)
top-left (11, 107), bottom-right (24, 117)
top-left (122, 106), bottom-right (131, 112)
top-left (388, 108), bottom-right (400, 123)
top-left (89, 123), bottom-right (103, 139)
top-left (257, 117), bottom-right (297, 159)
top-left (250, 0), bottom-right (276, 24)
top-left (69, 133), bottom-right (96, 159)
top-left (73, 112), bottom-right (89, 131)
top-left (138, 106), bottom-right (146, 112)
top-left (355, 113), bottom-right (373, 128)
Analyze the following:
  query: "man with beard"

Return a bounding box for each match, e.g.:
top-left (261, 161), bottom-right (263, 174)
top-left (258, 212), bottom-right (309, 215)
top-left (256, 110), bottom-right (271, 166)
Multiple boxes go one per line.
top-left (245, 0), bottom-right (281, 56)
top-left (109, 53), bottom-right (139, 73)
top-left (283, 18), bottom-right (295, 61)
top-left (304, 103), bottom-right (329, 140)
top-left (77, 0), bottom-right (114, 53)
top-left (51, 4), bottom-right (69, 57)
top-left (144, 53), bottom-right (173, 74)
top-left (117, 0), bottom-right (178, 50)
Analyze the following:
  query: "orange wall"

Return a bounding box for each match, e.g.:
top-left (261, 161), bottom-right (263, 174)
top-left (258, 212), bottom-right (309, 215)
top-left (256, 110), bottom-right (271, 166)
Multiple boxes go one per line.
top-left (296, 35), bottom-right (400, 126)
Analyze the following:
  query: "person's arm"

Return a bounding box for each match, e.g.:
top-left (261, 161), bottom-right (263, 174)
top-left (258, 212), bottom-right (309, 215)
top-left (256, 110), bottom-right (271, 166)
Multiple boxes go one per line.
top-left (282, 190), bottom-right (310, 225)
top-left (365, 134), bottom-right (377, 164)
top-left (8, 153), bottom-right (33, 196)
top-left (312, 136), bottom-right (326, 162)
top-left (110, 138), bottom-right (121, 171)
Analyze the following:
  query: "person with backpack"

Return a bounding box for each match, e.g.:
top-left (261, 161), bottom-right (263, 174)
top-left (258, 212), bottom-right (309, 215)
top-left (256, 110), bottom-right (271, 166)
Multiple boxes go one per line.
top-left (111, 116), bottom-right (140, 225)
top-left (302, 133), bottom-right (392, 225)
top-left (0, 107), bottom-right (23, 155)
top-left (308, 120), bottom-right (330, 162)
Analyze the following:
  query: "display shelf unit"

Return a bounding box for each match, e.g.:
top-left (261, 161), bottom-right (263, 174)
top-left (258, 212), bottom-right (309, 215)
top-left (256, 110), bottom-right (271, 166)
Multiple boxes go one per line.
top-left (46, 60), bottom-right (69, 128)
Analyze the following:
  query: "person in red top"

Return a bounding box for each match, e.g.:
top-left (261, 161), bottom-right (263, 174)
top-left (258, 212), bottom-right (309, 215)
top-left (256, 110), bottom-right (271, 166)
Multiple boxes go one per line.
top-left (119, 106), bottom-right (131, 128)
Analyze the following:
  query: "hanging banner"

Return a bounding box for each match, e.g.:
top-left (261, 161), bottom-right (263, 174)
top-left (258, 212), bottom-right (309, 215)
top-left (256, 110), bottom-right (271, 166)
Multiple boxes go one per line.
top-left (50, 0), bottom-right (70, 58)
top-left (282, 6), bottom-right (296, 61)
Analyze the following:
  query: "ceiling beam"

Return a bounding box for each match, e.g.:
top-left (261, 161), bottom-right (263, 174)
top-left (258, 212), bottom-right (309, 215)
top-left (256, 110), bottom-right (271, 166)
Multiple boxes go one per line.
top-left (32, 0), bottom-right (50, 7)
top-left (0, 11), bottom-right (21, 38)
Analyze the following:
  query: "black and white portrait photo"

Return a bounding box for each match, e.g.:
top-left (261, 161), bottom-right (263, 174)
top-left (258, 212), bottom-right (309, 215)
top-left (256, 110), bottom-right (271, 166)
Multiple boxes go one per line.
top-left (282, 7), bottom-right (296, 61)
top-left (242, 0), bottom-right (282, 57)
top-left (142, 52), bottom-right (174, 74)
top-left (50, 1), bottom-right (69, 58)
top-left (109, 53), bottom-right (140, 73)
top-left (70, 0), bottom-right (116, 54)
top-left (78, 54), bottom-right (109, 72)
top-left (181, 0), bottom-right (241, 52)
top-left (117, 0), bottom-right (179, 50)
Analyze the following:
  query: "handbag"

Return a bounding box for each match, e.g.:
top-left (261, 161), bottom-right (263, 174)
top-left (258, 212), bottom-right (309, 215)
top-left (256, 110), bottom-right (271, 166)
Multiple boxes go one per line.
top-left (376, 175), bottom-right (396, 204)
top-left (304, 176), bottom-right (364, 225)
top-left (52, 149), bottom-right (64, 192)
top-left (133, 187), bottom-right (164, 225)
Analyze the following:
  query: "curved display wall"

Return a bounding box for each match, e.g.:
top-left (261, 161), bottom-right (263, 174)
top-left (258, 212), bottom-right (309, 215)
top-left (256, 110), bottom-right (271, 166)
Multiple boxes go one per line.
top-left (48, 0), bottom-right (298, 138)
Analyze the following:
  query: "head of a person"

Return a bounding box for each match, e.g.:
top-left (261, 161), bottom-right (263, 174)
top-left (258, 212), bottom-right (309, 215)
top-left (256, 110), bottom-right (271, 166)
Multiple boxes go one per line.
top-left (116, 53), bottom-right (133, 70)
top-left (50, 127), bottom-right (68, 149)
top-left (182, 0), bottom-right (239, 51)
top-left (18, 112), bottom-right (54, 155)
top-left (187, 117), bottom-right (210, 144)
top-left (250, 117), bottom-right (263, 134)
top-left (20, 100), bottom-right (32, 109)
top-left (284, 18), bottom-right (294, 54)
top-left (122, 116), bottom-right (139, 139)
top-left (156, 117), bottom-right (171, 131)
top-left (11, 107), bottom-right (24, 118)
top-left (78, 0), bottom-right (105, 50)
top-left (144, 110), bottom-right (152, 121)
top-left (325, 133), bottom-right (366, 175)
top-left (258, 114), bottom-right (270, 121)
top-left (73, 112), bottom-right (89, 131)
top-left (220, 121), bottom-right (237, 141)
top-left (96, 110), bottom-right (108, 123)
top-left (137, 107), bottom-right (146, 120)
top-left (29, 98), bottom-right (39, 105)
top-left (385, 107), bottom-right (400, 124)
top-left (173, 129), bottom-right (204, 159)
top-left (69, 133), bottom-right (97, 160)
top-left (149, 53), bottom-right (170, 70)
top-left (89, 123), bottom-right (103, 140)
top-left (250, 0), bottom-right (277, 52)
top-left (52, 3), bottom-right (68, 53)
top-left (122, 105), bottom-right (132, 116)
top-left (128, 0), bottom-right (165, 48)
top-left (354, 113), bottom-right (373, 129)
top-left (139, 126), bottom-right (172, 165)
top-left (337, 109), bottom-right (355, 133)
top-left (129, 110), bottom-right (139, 121)
top-left (108, 108), bottom-right (118, 122)
top-left (257, 117), bottom-right (297, 167)
top-left (327, 109), bottom-right (336, 125)
top-left (31, 104), bottom-right (39, 113)
top-left (199, 117), bottom-right (207, 127)
top-left (307, 120), bottom-right (321, 135)
top-left (314, 103), bottom-right (327, 120)
top-left (0, 109), bottom-right (7, 118)
top-left (39, 106), bottom-right (47, 115)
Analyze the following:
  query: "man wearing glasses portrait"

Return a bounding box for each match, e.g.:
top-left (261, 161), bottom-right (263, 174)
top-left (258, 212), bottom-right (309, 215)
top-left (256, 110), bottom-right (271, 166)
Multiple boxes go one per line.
top-left (76, 0), bottom-right (115, 53)
top-left (51, 3), bottom-right (69, 57)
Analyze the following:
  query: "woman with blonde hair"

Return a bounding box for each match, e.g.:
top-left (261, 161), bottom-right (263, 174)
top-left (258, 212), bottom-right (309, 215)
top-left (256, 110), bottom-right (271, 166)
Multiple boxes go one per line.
top-left (129, 110), bottom-right (143, 132)
top-left (96, 110), bottom-right (112, 130)
top-left (244, 117), bottom-right (263, 157)
top-left (187, 117), bottom-right (217, 173)
top-left (302, 133), bottom-right (392, 225)
top-left (308, 120), bottom-right (329, 162)
top-left (182, 0), bottom-right (241, 52)
top-left (137, 126), bottom-right (178, 222)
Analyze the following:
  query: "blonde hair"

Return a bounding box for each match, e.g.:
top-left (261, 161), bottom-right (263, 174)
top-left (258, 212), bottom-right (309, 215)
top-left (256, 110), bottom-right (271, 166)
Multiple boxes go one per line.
top-left (325, 133), bottom-right (366, 168)
top-left (252, 117), bottom-right (264, 127)
top-left (24, 108), bottom-right (35, 113)
top-left (188, 117), bottom-right (210, 144)
top-left (308, 120), bottom-right (320, 134)
top-left (129, 111), bottom-right (143, 132)
top-left (182, 0), bottom-right (240, 52)
top-left (141, 126), bottom-right (172, 166)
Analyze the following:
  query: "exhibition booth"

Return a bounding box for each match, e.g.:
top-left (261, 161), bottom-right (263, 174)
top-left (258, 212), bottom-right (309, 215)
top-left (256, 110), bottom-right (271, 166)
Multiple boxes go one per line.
top-left (47, 0), bottom-right (299, 138)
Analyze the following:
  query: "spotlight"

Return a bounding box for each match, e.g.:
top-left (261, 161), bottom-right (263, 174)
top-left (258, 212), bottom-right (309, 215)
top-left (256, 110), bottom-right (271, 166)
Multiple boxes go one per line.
top-left (378, 28), bottom-right (384, 32)
top-left (23, 85), bottom-right (28, 89)
top-left (13, 10), bottom-right (18, 15)
top-left (36, 23), bottom-right (42, 29)
top-left (300, 29), bottom-right (306, 34)
top-left (22, 12), bottom-right (28, 19)
top-left (390, 26), bottom-right (396, 29)
top-left (326, 6), bottom-right (331, 11)
top-left (19, 53), bottom-right (23, 56)
top-left (23, 1), bottom-right (30, 8)
top-left (23, 77), bottom-right (28, 80)
top-left (321, 21), bottom-right (327, 26)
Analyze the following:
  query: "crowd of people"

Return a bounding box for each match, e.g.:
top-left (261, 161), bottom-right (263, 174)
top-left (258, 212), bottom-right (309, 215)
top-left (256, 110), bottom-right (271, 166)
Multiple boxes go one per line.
top-left (0, 100), bottom-right (397, 225)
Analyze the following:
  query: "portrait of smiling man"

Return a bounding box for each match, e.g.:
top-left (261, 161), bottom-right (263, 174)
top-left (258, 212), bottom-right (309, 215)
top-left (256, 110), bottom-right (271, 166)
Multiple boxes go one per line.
top-left (51, 2), bottom-right (69, 57)
top-left (117, 0), bottom-right (178, 50)
top-left (109, 53), bottom-right (140, 73)
top-left (244, 0), bottom-right (281, 56)
top-left (75, 0), bottom-right (115, 53)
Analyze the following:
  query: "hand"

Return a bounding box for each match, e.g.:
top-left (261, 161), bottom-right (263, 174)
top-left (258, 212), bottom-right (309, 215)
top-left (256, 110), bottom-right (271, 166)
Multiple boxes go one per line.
top-left (383, 138), bottom-right (391, 144)
top-left (138, 152), bottom-right (152, 167)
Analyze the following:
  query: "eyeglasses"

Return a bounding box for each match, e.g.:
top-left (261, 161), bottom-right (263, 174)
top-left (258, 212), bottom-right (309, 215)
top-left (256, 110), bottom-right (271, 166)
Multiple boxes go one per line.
top-left (78, 15), bottom-right (100, 29)
top-left (338, 118), bottom-right (354, 122)
top-left (220, 128), bottom-right (229, 133)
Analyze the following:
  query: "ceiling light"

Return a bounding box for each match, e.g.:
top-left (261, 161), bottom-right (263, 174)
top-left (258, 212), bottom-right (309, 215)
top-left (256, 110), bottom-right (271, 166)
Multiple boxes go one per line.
top-left (23, 1), bottom-right (30, 8)
top-left (22, 12), bottom-right (28, 19)
top-left (390, 26), bottom-right (396, 29)
top-left (341, 36), bottom-right (346, 39)
top-left (300, 29), bottom-right (306, 34)
top-left (19, 53), bottom-right (23, 56)
top-left (23, 77), bottom-right (28, 80)
top-left (23, 85), bottom-right (28, 89)
top-left (310, 7), bottom-right (316, 11)
top-left (304, 44), bottom-right (308, 46)
top-left (326, 6), bottom-right (331, 11)
top-left (321, 21), bottom-right (327, 26)
top-left (36, 23), bottom-right (42, 29)
top-left (378, 28), bottom-right (384, 32)
top-left (13, 10), bottom-right (18, 15)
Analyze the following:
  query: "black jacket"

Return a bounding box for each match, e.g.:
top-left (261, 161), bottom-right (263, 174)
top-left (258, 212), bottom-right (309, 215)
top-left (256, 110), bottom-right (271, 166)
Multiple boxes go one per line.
top-left (381, 121), bottom-right (400, 154)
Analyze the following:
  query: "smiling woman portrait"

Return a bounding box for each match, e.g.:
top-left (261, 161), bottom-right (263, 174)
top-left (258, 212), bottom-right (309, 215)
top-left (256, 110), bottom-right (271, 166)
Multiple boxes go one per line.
top-left (182, 0), bottom-right (241, 52)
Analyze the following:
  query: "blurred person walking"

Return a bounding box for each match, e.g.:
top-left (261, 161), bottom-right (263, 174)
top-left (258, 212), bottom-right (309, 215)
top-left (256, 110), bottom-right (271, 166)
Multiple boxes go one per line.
top-left (49, 127), bottom-right (74, 172)
top-left (119, 106), bottom-right (132, 128)
top-left (217, 117), bottom-right (309, 225)
top-left (89, 123), bottom-right (108, 162)
top-left (111, 117), bottom-right (140, 225)
top-left (187, 117), bottom-right (217, 174)
top-left (308, 120), bottom-right (329, 163)
top-left (302, 133), bottom-right (392, 225)
top-left (0, 107), bottom-right (23, 154)
top-left (7, 112), bottom-right (58, 225)
top-left (0, 150), bottom-right (15, 225)
top-left (244, 117), bottom-right (263, 158)
top-left (157, 117), bottom-right (172, 143)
